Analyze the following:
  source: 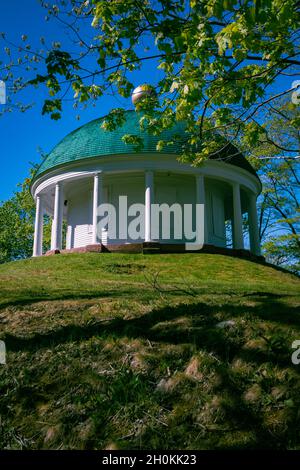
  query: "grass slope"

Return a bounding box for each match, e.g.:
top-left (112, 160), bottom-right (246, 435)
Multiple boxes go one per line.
top-left (0, 253), bottom-right (300, 450)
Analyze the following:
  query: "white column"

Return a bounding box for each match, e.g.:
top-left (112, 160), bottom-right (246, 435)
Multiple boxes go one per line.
top-left (92, 172), bottom-right (103, 244)
top-left (33, 194), bottom-right (44, 257)
top-left (65, 202), bottom-right (71, 250)
top-left (196, 174), bottom-right (207, 244)
top-left (145, 171), bottom-right (154, 242)
top-left (51, 182), bottom-right (63, 250)
top-left (248, 192), bottom-right (261, 256)
top-left (232, 182), bottom-right (244, 249)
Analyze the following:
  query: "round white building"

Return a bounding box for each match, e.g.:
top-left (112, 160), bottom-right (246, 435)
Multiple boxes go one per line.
top-left (31, 109), bottom-right (262, 257)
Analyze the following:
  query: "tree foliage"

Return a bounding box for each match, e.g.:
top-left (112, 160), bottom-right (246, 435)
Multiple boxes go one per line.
top-left (1, 0), bottom-right (299, 160)
top-left (0, 175), bottom-right (51, 263)
top-left (252, 99), bottom-right (300, 273)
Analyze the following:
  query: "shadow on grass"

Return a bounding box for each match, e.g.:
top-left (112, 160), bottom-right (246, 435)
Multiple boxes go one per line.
top-left (2, 294), bottom-right (300, 450)
top-left (4, 294), bottom-right (300, 358)
top-left (0, 288), bottom-right (141, 310)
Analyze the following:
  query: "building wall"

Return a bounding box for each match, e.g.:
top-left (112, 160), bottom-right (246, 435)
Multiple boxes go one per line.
top-left (66, 189), bottom-right (93, 249)
top-left (206, 184), bottom-right (226, 247)
top-left (65, 173), bottom-right (227, 248)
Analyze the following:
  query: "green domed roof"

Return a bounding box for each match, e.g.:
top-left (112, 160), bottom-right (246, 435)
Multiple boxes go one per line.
top-left (34, 110), bottom-right (258, 180)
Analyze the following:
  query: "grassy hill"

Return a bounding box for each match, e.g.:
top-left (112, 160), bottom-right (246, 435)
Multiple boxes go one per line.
top-left (0, 253), bottom-right (300, 450)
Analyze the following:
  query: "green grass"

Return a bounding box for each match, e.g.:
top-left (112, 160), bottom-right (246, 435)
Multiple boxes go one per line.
top-left (0, 253), bottom-right (300, 450)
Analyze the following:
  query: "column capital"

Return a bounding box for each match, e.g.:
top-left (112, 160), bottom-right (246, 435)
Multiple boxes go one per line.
top-left (249, 191), bottom-right (258, 201)
top-left (35, 192), bottom-right (43, 202)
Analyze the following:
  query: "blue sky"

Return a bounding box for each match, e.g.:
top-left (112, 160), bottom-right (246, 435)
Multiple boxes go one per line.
top-left (0, 0), bottom-right (160, 201)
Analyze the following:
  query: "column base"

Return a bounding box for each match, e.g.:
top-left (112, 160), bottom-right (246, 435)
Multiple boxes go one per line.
top-left (45, 249), bottom-right (61, 256)
top-left (142, 242), bottom-right (161, 254)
